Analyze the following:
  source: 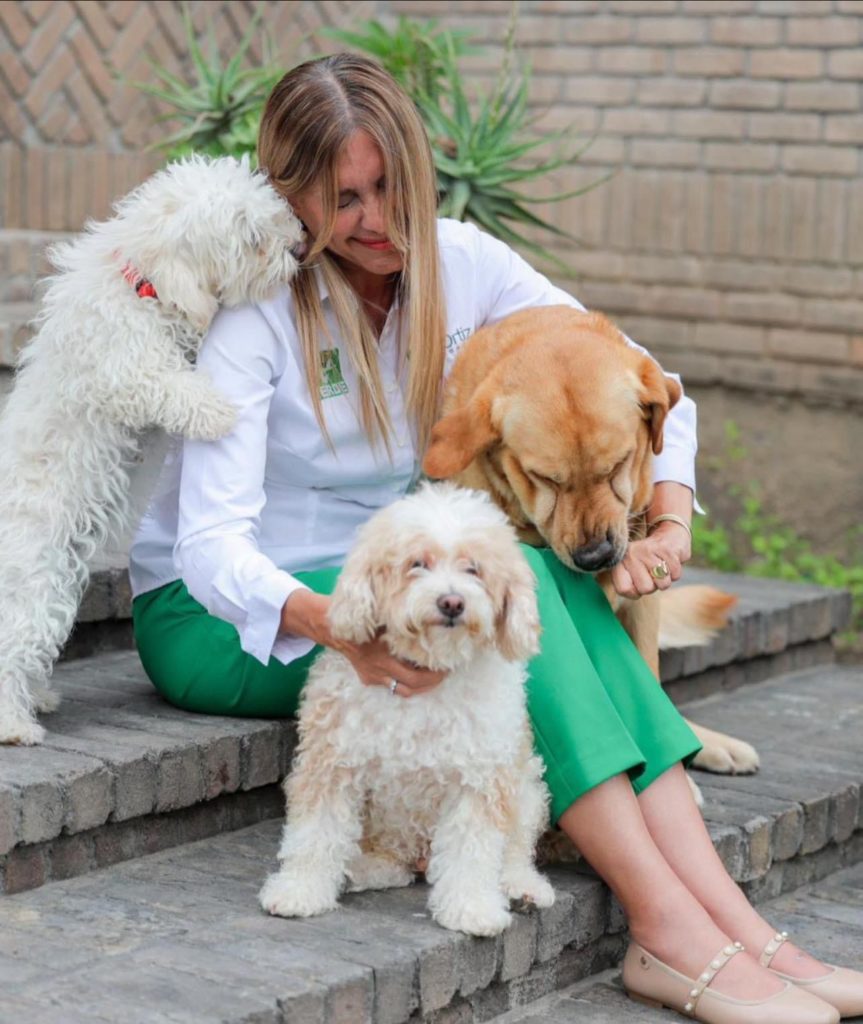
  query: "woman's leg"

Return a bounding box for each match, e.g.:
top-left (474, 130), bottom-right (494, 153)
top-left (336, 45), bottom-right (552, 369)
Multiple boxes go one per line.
top-left (521, 549), bottom-right (789, 998)
top-left (132, 568), bottom-right (340, 716)
top-left (637, 762), bottom-right (830, 980)
top-left (558, 774), bottom-right (786, 999)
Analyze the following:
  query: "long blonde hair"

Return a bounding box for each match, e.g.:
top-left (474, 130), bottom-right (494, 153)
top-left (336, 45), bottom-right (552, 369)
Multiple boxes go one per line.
top-left (258, 54), bottom-right (445, 455)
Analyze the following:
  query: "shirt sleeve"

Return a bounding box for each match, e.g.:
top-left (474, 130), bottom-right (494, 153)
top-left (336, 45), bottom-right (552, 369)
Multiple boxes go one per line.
top-left (173, 303), bottom-right (316, 667)
top-left (472, 224), bottom-right (700, 504)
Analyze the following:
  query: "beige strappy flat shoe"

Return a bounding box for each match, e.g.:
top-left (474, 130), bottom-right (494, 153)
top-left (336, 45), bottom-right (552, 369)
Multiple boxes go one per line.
top-left (762, 930), bottom-right (863, 1019)
top-left (621, 940), bottom-right (840, 1023)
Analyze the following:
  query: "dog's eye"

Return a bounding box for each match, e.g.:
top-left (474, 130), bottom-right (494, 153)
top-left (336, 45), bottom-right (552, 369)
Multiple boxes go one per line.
top-left (409, 558), bottom-right (428, 572)
top-left (529, 471), bottom-right (558, 489)
top-left (465, 562), bottom-right (480, 576)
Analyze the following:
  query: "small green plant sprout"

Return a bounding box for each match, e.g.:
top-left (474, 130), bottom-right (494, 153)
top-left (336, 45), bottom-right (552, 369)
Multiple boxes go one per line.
top-left (692, 420), bottom-right (863, 651)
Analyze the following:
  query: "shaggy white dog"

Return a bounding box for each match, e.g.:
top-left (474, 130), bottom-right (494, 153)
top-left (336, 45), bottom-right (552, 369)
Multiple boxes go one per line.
top-left (0, 155), bottom-right (303, 745)
top-left (259, 483), bottom-right (555, 937)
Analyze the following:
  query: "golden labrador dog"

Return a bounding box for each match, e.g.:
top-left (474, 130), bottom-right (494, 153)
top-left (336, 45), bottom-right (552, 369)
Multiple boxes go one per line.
top-left (423, 305), bottom-right (759, 779)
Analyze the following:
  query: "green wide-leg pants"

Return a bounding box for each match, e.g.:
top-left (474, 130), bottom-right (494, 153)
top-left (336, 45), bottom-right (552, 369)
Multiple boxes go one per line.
top-left (132, 546), bottom-right (701, 824)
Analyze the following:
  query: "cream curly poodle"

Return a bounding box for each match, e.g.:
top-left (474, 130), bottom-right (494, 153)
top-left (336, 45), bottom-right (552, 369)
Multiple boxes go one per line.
top-left (259, 483), bottom-right (555, 937)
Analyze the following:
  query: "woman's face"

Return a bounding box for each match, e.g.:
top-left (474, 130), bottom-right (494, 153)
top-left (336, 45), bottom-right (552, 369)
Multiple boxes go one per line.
top-left (289, 130), bottom-right (404, 282)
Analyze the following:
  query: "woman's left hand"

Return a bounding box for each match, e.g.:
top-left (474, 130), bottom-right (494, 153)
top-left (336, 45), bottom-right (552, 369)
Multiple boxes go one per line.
top-left (610, 520), bottom-right (692, 599)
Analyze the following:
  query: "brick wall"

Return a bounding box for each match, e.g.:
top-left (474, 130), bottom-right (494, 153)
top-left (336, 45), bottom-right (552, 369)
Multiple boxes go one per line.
top-left (391, 0), bottom-right (863, 410)
top-left (0, 0), bottom-right (861, 539)
top-left (0, 0), bottom-right (375, 229)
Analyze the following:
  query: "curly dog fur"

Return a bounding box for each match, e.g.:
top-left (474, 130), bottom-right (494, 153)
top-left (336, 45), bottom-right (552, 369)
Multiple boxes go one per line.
top-left (259, 483), bottom-right (555, 936)
top-left (0, 155), bottom-right (303, 745)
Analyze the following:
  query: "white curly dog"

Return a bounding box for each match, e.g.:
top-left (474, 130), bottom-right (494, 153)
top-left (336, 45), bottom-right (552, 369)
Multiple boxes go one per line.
top-left (0, 155), bottom-right (303, 746)
top-left (259, 483), bottom-right (555, 937)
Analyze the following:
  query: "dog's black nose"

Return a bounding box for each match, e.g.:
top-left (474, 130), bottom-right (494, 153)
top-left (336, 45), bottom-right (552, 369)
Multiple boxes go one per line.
top-left (571, 535), bottom-right (617, 573)
top-left (437, 593), bottom-right (465, 619)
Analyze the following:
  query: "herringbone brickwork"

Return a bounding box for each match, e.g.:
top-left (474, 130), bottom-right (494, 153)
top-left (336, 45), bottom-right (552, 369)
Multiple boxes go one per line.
top-left (0, 0), bottom-right (376, 228)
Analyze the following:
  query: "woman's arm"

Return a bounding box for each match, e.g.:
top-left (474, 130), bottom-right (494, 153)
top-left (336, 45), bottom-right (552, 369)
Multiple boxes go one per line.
top-left (174, 303), bottom-right (314, 667)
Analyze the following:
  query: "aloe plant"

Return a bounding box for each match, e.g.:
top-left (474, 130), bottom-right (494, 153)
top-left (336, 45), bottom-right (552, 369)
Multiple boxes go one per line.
top-left (321, 17), bottom-right (478, 103)
top-left (418, 44), bottom-right (605, 270)
top-left (133, 4), bottom-right (283, 159)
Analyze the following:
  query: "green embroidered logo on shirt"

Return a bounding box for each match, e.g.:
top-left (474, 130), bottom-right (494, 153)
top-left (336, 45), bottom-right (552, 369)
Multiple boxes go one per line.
top-left (320, 349), bottom-right (349, 399)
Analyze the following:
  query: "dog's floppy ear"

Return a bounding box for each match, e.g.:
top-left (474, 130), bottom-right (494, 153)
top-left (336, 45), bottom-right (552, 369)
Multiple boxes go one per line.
top-left (151, 260), bottom-right (220, 333)
top-left (423, 390), bottom-right (501, 478)
top-left (639, 359), bottom-right (682, 456)
top-left (327, 537), bottom-right (384, 644)
top-left (496, 551), bottom-right (541, 663)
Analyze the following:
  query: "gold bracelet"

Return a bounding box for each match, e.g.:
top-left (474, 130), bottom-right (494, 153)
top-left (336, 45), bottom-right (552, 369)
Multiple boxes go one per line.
top-left (648, 513), bottom-right (692, 539)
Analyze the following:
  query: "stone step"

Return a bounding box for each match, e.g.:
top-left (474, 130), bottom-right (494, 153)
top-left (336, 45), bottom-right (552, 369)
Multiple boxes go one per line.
top-left (0, 299), bottom-right (37, 370)
top-left (0, 664), bottom-right (860, 1022)
top-left (492, 861), bottom-right (863, 1024)
top-left (0, 655), bottom-right (860, 912)
top-left (0, 229), bottom-right (69, 302)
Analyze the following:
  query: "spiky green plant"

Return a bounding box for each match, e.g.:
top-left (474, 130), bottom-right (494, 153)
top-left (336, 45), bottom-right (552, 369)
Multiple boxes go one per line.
top-left (132, 4), bottom-right (283, 160)
top-left (321, 16), bottom-right (478, 102)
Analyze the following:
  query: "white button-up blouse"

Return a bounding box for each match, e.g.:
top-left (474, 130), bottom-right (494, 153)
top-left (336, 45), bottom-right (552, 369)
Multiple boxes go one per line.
top-left (129, 218), bottom-right (698, 667)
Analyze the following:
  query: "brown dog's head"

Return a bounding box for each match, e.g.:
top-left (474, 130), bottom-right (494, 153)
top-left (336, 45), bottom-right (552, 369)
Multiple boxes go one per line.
top-left (422, 307), bottom-right (681, 574)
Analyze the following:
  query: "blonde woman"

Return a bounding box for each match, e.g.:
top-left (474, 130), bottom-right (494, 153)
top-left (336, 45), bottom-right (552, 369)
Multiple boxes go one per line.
top-left (129, 55), bottom-right (860, 1023)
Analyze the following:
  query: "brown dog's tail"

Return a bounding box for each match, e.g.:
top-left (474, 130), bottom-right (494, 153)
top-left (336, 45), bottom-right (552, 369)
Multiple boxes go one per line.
top-left (658, 585), bottom-right (738, 649)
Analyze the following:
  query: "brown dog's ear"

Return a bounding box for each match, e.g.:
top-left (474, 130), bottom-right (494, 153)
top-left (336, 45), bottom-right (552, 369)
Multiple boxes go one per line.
top-left (639, 359), bottom-right (682, 456)
top-left (422, 395), bottom-right (500, 478)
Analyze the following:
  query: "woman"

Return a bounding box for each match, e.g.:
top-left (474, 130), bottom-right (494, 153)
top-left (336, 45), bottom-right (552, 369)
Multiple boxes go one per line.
top-left (129, 55), bottom-right (860, 1023)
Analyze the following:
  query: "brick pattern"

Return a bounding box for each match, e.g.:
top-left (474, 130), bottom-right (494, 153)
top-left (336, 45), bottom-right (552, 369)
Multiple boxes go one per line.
top-left (1, 0), bottom-right (861, 402)
top-left (0, 0), bottom-right (375, 228)
top-left (393, 0), bottom-right (863, 400)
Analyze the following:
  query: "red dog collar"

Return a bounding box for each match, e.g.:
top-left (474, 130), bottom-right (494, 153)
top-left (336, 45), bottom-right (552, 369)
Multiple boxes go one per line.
top-left (120, 260), bottom-right (158, 300)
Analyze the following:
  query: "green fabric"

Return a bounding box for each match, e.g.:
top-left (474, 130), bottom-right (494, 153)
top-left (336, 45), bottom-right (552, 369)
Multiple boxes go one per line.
top-left (132, 547), bottom-right (701, 823)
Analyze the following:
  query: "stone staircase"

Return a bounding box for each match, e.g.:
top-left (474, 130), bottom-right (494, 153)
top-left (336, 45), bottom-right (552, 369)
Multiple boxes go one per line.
top-left (0, 566), bottom-right (860, 1022)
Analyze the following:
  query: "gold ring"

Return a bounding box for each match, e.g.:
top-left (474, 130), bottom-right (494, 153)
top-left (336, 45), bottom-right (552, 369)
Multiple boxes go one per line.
top-left (650, 560), bottom-right (670, 580)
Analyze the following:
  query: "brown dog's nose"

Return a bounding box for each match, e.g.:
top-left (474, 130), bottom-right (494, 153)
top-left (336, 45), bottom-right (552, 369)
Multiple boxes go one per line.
top-left (437, 593), bottom-right (465, 620)
top-left (571, 534), bottom-right (617, 573)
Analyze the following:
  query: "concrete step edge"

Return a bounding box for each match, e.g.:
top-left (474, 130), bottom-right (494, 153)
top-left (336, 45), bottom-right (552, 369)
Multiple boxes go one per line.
top-left (0, 662), bottom-right (860, 905)
top-left (0, 777), bottom-right (860, 1022)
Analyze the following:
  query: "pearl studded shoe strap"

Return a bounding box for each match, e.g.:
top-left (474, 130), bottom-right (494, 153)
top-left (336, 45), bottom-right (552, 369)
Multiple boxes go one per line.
top-left (683, 942), bottom-right (745, 1017)
top-left (759, 930), bottom-right (790, 968)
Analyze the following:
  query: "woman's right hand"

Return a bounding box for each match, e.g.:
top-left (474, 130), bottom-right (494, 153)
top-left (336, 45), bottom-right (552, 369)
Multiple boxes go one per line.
top-left (280, 589), bottom-right (445, 698)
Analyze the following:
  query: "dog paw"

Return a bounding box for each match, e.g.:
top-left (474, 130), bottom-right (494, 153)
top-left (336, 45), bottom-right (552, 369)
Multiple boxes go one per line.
top-left (0, 718), bottom-right (46, 746)
top-left (686, 772), bottom-right (704, 809)
top-left (693, 737), bottom-right (760, 776)
top-left (502, 868), bottom-right (556, 909)
top-left (432, 892), bottom-right (512, 936)
top-left (258, 868), bottom-right (340, 918)
top-left (182, 397), bottom-right (237, 441)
